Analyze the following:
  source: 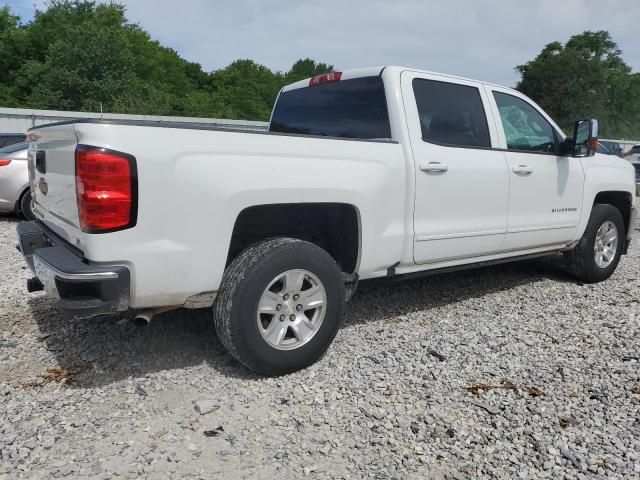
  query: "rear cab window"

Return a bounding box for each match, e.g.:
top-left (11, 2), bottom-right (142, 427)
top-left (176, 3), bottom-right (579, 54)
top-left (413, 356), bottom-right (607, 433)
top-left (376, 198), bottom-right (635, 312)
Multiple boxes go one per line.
top-left (269, 76), bottom-right (391, 140)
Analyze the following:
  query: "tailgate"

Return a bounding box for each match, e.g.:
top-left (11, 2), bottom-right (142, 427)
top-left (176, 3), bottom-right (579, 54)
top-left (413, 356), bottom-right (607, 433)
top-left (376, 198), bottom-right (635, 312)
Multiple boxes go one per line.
top-left (28, 123), bottom-right (82, 245)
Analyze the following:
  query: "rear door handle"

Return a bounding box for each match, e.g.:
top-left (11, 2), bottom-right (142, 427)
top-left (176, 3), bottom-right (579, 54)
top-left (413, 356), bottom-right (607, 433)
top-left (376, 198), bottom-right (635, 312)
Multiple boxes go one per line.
top-left (420, 162), bottom-right (448, 173)
top-left (512, 164), bottom-right (533, 175)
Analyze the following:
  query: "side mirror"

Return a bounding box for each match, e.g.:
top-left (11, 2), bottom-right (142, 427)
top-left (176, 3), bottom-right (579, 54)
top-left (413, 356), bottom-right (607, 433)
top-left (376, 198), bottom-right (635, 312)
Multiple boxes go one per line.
top-left (572, 119), bottom-right (598, 157)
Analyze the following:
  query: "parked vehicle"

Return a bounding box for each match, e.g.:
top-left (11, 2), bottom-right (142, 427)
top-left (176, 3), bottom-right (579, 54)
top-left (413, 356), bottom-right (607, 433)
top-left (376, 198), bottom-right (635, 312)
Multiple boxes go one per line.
top-left (596, 142), bottom-right (624, 156)
top-left (623, 145), bottom-right (640, 184)
top-left (0, 142), bottom-right (34, 219)
top-left (625, 145), bottom-right (640, 162)
top-left (17, 66), bottom-right (637, 375)
top-left (0, 133), bottom-right (27, 148)
top-left (598, 140), bottom-right (623, 156)
top-left (596, 143), bottom-right (609, 155)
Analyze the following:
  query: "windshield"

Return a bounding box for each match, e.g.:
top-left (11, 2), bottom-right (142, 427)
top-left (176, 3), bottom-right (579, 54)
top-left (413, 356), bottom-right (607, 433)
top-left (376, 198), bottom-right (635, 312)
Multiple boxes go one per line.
top-left (0, 141), bottom-right (28, 153)
top-left (270, 76), bottom-right (391, 140)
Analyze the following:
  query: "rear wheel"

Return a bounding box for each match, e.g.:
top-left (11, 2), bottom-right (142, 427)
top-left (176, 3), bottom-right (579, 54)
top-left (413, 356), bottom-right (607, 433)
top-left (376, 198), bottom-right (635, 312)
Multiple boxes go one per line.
top-left (214, 238), bottom-right (345, 375)
top-left (565, 204), bottom-right (624, 283)
top-left (19, 190), bottom-right (35, 220)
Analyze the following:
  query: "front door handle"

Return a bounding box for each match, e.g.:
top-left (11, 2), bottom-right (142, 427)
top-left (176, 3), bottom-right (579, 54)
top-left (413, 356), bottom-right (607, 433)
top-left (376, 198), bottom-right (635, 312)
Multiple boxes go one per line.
top-left (420, 162), bottom-right (448, 173)
top-left (512, 164), bottom-right (533, 175)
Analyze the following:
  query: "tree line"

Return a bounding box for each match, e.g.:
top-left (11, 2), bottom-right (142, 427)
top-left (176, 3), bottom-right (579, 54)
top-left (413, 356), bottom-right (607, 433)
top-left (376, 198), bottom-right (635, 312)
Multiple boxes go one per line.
top-left (0, 1), bottom-right (332, 121)
top-left (0, 1), bottom-right (638, 138)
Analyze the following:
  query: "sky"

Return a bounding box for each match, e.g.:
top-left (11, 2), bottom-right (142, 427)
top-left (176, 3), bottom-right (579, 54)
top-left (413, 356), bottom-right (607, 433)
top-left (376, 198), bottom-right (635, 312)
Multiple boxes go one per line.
top-left (7, 0), bottom-right (640, 87)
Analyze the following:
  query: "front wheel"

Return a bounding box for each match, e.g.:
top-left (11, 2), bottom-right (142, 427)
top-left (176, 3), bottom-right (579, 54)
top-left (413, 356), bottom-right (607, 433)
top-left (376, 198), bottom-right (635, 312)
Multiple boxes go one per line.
top-left (565, 204), bottom-right (625, 283)
top-left (214, 238), bottom-right (346, 376)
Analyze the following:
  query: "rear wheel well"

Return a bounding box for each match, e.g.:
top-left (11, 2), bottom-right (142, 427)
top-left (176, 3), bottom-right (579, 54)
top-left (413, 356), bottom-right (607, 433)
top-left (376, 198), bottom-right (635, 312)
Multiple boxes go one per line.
top-left (228, 203), bottom-right (360, 273)
top-left (593, 191), bottom-right (632, 236)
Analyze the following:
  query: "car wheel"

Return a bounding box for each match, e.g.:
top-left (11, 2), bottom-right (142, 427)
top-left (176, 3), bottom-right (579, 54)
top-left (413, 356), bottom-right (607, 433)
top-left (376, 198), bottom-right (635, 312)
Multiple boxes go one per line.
top-left (19, 190), bottom-right (35, 221)
top-left (214, 238), bottom-right (346, 376)
top-left (564, 204), bottom-right (624, 283)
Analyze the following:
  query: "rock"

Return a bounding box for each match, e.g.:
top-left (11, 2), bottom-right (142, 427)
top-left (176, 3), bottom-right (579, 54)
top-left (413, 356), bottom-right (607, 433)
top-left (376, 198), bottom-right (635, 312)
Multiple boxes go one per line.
top-left (469, 400), bottom-right (501, 415)
top-left (561, 447), bottom-right (583, 470)
top-left (193, 399), bottom-right (220, 415)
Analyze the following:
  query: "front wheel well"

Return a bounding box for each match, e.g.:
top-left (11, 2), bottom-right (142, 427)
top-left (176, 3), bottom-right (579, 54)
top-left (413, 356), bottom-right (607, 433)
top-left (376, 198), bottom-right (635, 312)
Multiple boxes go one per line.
top-left (593, 191), bottom-right (633, 236)
top-left (227, 203), bottom-right (360, 273)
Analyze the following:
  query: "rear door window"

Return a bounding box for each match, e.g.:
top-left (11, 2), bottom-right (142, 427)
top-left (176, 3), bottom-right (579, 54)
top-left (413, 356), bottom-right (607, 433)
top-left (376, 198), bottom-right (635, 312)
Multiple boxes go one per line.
top-left (270, 76), bottom-right (391, 140)
top-left (412, 78), bottom-right (491, 148)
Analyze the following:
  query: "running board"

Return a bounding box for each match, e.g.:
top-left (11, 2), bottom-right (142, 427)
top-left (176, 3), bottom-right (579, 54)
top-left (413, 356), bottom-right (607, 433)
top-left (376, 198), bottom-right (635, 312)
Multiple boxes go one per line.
top-left (391, 250), bottom-right (562, 282)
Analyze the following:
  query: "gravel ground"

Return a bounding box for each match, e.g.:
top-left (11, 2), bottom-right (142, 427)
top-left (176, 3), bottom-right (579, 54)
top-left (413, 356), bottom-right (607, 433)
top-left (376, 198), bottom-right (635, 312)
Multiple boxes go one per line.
top-left (1, 211), bottom-right (639, 480)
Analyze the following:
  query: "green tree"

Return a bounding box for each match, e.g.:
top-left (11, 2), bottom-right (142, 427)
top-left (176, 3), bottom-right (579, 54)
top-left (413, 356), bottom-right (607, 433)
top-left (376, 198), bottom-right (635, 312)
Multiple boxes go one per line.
top-left (0, 6), bottom-right (25, 106)
top-left (210, 59), bottom-right (285, 120)
top-left (0, 0), bottom-right (334, 120)
top-left (284, 58), bottom-right (334, 84)
top-left (13, 1), bottom-right (206, 113)
top-left (516, 31), bottom-right (640, 138)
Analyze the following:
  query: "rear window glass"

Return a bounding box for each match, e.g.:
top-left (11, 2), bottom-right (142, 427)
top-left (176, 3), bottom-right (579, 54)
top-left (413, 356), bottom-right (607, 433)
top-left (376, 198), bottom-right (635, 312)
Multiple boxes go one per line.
top-left (0, 135), bottom-right (26, 148)
top-left (0, 141), bottom-right (28, 153)
top-left (269, 76), bottom-right (391, 140)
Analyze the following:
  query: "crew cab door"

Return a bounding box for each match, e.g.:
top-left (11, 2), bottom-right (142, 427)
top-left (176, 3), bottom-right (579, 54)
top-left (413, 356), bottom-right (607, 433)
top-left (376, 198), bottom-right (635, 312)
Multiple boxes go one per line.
top-left (485, 87), bottom-right (585, 250)
top-left (401, 71), bottom-right (509, 264)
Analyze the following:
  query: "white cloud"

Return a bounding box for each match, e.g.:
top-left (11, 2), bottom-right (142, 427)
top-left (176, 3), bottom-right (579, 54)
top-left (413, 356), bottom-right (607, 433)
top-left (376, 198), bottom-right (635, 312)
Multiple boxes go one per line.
top-left (10, 0), bottom-right (640, 86)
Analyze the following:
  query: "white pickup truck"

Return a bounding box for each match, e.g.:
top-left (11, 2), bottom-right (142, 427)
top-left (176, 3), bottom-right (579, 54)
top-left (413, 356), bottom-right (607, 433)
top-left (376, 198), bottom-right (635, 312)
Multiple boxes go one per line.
top-left (17, 66), bottom-right (636, 375)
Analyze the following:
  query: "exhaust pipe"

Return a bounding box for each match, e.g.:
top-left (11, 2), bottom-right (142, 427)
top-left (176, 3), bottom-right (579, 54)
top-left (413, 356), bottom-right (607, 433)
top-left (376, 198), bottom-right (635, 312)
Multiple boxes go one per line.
top-left (132, 306), bottom-right (178, 326)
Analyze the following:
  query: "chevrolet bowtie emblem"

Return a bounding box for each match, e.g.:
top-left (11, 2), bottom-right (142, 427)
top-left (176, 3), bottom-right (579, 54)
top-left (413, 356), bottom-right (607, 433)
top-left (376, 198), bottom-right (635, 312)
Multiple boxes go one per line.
top-left (38, 178), bottom-right (48, 195)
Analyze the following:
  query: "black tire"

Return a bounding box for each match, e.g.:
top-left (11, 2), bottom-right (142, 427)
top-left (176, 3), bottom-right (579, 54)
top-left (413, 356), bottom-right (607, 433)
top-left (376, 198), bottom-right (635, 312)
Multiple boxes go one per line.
top-left (565, 204), bottom-right (625, 283)
top-left (19, 189), bottom-right (35, 220)
top-left (214, 238), bottom-right (346, 376)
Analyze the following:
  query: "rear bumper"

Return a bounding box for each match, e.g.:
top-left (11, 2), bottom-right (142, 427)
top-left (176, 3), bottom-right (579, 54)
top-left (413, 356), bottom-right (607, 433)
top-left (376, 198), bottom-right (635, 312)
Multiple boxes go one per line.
top-left (16, 221), bottom-right (130, 316)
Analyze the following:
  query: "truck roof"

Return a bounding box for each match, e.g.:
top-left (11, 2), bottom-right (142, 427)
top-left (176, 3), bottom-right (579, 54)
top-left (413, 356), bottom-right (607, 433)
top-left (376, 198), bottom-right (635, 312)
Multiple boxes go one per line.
top-left (282, 65), bottom-right (519, 95)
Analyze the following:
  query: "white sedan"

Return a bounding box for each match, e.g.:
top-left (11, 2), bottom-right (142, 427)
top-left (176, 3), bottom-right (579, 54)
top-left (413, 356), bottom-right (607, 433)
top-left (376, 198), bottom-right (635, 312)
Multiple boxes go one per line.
top-left (0, 142), bottom-right (34, 219)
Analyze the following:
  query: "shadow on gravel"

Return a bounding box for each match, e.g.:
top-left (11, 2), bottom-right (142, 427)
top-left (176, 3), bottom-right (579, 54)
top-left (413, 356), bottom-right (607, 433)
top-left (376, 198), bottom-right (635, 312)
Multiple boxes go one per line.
top-left (344, 254), bottom-right (576, 327)
top-left (0, 212), bottom-right (22, 225)
top-left (27, 255), bottom-right (574, 385)
top-left (28, 297), bottom-right (260, 386)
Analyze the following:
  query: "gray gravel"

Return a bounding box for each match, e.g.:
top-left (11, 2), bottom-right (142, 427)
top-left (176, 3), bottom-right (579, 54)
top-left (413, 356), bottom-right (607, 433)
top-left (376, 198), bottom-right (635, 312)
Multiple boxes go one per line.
top-left (1, 211), bottom-right (639, 479)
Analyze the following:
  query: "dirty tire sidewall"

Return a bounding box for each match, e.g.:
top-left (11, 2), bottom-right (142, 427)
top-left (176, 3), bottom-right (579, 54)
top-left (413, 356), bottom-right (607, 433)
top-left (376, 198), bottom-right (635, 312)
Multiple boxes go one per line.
top-left (565, 203), bottom-right (625, 283)
top-left (20, 190), bottom-right (35, 221)
top-left (214, 238), bottom-right (346, 376)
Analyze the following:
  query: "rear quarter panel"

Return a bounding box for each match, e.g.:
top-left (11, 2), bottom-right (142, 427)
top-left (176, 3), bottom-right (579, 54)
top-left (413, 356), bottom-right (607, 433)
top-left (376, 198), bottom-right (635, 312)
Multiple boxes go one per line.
top-left (74, 124), bottom-right (407, 308)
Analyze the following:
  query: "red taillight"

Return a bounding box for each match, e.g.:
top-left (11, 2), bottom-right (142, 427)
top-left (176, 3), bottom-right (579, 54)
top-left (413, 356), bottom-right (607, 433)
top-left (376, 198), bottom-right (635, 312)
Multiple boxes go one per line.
top-left (309, 71), bottom-right (342, 86)
top-left (0, 159), bottom-right (12, 167)
top-left (75, 146), bottom-right (137, 233)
